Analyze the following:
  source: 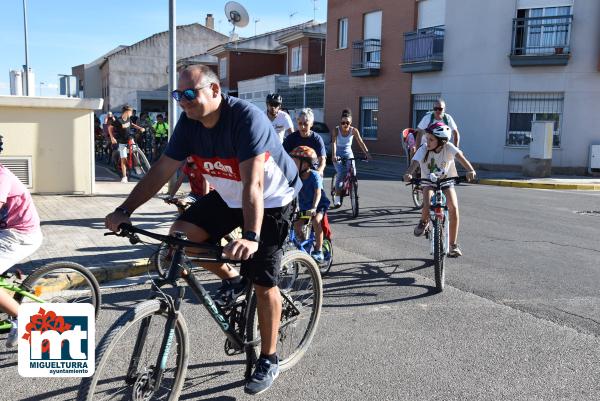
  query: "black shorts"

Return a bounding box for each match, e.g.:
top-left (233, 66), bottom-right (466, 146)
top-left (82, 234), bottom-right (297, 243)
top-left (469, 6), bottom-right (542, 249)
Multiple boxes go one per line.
top-left (178, 191), bottom-right (293, 288)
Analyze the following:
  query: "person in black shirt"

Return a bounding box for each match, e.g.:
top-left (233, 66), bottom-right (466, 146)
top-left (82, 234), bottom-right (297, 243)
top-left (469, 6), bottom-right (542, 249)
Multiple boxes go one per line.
top-left (109, 105), bottom-right (146, 182)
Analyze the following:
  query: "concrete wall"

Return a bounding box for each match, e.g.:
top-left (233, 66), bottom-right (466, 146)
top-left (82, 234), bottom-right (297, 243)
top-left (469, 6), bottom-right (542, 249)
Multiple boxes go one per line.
top-left (103, 24), bottom-right (227, 111)
top-left (412, 0), bottom-right (600, 170)
top-left (0, 96), bottom-right (102, 194)
top-left (325, 0), bottom-right (415, 156)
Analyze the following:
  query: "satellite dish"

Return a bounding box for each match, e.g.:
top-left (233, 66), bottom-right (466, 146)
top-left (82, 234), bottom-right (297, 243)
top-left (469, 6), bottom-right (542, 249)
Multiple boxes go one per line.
top-left (225, 2), bottom-right (249, 28)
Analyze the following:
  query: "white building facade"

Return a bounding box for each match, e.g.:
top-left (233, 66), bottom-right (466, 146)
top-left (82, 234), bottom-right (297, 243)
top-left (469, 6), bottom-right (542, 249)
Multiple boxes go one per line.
top-left (404, 0), bottom-right (600, 173)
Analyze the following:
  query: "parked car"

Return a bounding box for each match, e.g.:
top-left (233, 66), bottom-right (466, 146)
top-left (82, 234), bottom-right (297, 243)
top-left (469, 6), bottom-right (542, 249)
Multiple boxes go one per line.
top-left (312, 121), bottom-right (332, 163)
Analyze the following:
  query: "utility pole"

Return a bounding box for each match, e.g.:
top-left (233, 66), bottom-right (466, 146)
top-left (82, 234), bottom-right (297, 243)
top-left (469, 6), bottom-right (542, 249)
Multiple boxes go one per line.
top-left (22, 0), bottom-right (30, 96)
top-left (167, 0), bottom-right (178, 192)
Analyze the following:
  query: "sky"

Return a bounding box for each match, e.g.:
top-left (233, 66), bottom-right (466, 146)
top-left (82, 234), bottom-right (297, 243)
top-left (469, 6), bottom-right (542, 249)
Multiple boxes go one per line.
top-left (1, 0), bottom-right (328, 96)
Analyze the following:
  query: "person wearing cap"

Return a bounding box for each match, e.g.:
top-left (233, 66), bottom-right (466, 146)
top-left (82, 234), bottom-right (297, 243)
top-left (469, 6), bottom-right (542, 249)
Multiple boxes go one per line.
top-left (265, 93), bottom-right (293, 142)
top-left (110, 105), bottom-right (146, 183)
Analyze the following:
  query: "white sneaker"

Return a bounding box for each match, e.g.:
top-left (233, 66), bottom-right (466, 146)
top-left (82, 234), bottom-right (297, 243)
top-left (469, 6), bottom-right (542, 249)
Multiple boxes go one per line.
top-left (333, 196), bottom-right (341, 207)
top-left (120, 177), bottom-right (128, 183)
top-left (6, 318), bottom-right (18, 348)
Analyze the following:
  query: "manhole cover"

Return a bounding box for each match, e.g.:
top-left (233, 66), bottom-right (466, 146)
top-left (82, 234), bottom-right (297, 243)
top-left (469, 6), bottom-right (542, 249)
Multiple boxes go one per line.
top-left (575, 210), bottom-right (600, 216)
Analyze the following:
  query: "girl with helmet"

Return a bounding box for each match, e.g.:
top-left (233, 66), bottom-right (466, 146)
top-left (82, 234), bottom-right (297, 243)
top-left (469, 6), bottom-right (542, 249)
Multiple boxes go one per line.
top-left (289, 146), bottom-right (331, 262)
top-left (403, 122), bottom-right (476, 257)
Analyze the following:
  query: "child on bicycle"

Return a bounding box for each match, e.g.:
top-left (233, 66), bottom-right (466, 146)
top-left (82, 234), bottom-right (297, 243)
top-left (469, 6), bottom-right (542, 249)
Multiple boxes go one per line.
top-left (166, 156), bottom-right (211, 213)
top-left (289, 146), bottom-right (331, 262)
top-left (0, 134), bottom-right (43, 347)
top-left (403, 123), bottom-right (476, 257)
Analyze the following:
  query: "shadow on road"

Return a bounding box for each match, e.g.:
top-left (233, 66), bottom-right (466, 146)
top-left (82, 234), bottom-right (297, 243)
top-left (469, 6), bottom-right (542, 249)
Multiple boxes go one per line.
top-left (323, 258), bottom-right (438, 308)
top-left (328, 205), bottom-right (420, 227)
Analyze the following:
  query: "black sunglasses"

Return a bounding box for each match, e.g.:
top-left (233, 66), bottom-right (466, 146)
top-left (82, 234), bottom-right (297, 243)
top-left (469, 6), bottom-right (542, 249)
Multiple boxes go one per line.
top-left (340, 121), bottom-right (350, 125)
top-left (433, 107), bottom-right (444, 111)
top-left (171, 84), bottom-right (212, 102)
top-left (268, 102), bottom-right (282, 107)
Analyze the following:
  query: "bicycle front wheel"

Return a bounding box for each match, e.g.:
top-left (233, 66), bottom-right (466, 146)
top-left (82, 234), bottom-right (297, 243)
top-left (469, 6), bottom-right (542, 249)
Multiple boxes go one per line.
top-left (320, 238), bottom-right (334, 276)
top-left (79, 299), bottom-right (189, 401)
top-left (15, 261), bottom-right (102, 319)
top-left (433, 219), bottom-right (446, 292)
top-left (412, 184), bottom-right (423, 208)
top-left (246, 250), bottom-right (323, 372)
top-left (349, 179), bottom-right (359, 218)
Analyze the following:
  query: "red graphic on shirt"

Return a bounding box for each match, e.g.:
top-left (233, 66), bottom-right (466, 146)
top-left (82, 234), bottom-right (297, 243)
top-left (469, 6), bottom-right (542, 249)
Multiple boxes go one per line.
top-left (191, 155), bottom-right (241, 181)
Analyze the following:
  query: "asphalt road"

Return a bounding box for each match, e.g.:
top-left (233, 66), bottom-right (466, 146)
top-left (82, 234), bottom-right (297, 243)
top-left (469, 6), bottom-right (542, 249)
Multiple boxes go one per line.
top-left (1, 177), bottom-right (599, 400)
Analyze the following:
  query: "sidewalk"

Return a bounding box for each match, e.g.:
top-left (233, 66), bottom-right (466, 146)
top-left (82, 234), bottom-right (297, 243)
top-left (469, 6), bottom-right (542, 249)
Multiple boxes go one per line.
top-left (18, 181), bottom-right (178, 283)
top-left (356, 155), bottom-right (600, 190)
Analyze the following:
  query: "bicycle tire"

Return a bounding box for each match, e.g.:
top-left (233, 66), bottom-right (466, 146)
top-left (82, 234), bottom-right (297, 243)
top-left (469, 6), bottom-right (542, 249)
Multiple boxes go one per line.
top-left (133, 148), bottom-right (151, 177)
top-left (154, 241), bottom-right (171, 278)
top-left (330, 172), bottom-right (337, 199)
top-left (412, 184), bottom-right (423, 209)
top-left (350, 178), bottom-right (359, 218)
top-left (79, 299), bottom-right (189, 401)
top-left (14, 261), bottom-right (102, 319)
top-left (320, 238), bottom-right (333, 276)
top-left (433, 219), bottom-right (446, 292)
top-left (245, 250), bottom-right (322, 372)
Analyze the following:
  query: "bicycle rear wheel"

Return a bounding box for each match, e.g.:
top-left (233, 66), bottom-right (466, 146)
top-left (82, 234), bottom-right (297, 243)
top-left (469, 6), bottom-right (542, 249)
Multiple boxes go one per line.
top-left (433, 219), bottom-right (446, 292)
top-left (246, 250), bottom-right (323, 372)
top-left (79, 299), bottom-right (189, 401)
top-left (14, 261), bottom-right (102, 319)
top-left (349, 178), bottom-right (359, 218)
top-left (132, 148), bottom-right (151, 177)
top-left (412, 184), bottom-right (423, 208)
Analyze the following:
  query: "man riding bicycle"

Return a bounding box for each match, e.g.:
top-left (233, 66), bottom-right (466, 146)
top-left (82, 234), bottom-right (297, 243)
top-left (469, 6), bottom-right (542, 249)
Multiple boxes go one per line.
top-left (0, 134), bottom-right (43, 347)
top-left (105, 65), bottom-right (300, 395)
top-left (109, 105), bottom-right (146, 183)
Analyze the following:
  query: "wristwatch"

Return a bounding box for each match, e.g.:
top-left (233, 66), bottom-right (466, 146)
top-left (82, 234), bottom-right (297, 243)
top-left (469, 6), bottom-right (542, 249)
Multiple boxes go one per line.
top-left (115, 207), bottom-right (131, 217)
top-left (242, 231), bottom-right (260, 243)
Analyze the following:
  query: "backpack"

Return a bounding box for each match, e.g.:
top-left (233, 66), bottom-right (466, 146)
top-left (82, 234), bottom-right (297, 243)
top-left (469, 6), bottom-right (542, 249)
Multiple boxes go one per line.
top-left (429, 112), bottom-right (449, 126)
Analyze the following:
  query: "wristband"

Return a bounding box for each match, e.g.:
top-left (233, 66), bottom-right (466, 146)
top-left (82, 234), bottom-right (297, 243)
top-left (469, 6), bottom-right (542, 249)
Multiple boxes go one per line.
top-left (115, 207), bottom-right (131, 217)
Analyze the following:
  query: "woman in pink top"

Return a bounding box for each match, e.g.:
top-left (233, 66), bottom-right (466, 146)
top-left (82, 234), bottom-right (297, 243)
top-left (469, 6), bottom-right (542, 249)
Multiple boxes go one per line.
top-left (0, 135), bottom-right (43, 346)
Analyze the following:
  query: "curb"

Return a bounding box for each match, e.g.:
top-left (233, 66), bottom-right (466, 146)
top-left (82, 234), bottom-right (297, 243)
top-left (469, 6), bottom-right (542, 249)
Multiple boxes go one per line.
top-left (479, 179), bottom-right (600, 191)
top-left (89, 259), bottom-right (156, 284)
top-left (31, 259), bottom-right (156, 294)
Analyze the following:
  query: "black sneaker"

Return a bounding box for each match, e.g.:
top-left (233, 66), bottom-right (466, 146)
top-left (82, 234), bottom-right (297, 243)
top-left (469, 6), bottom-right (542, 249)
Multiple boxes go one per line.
top-left (215, 277), bottom-right (248, 307)
top-left (413, 220), bottom-right (429, 237)
top-left (244, 356), bottom-right (280, 395)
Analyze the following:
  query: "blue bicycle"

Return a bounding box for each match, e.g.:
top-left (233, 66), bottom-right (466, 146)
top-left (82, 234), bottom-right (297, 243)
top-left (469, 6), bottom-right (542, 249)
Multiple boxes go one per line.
top-left (287, 211), bottom-right (334, 276)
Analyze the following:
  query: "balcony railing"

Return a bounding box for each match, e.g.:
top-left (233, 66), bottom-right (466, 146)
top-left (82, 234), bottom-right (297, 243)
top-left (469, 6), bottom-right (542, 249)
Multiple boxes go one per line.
top-left (351, 39), bottom-right (381, 77)
top-left (401, 26), bottom-right (445, 73)
top-left (510, 15), bottom-right (573, 66)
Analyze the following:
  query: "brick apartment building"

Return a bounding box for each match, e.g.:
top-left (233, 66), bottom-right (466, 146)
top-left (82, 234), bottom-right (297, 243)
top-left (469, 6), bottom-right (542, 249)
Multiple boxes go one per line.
top-left (207, 21), bottom-right (325, 96)
top-left (324, 0), bottom-right (416, 156)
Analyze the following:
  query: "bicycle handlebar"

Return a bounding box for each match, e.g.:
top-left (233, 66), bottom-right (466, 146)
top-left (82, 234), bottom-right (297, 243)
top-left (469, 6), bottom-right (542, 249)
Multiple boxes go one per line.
top-left (408, 175), bottom-right (469, 187)
top-left (104, 223), bottom-right (234, 262)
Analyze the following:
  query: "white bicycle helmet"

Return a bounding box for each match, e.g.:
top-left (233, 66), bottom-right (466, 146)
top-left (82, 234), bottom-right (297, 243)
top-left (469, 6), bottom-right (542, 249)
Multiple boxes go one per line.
top-left (426, 122), bottom-right (452, 141)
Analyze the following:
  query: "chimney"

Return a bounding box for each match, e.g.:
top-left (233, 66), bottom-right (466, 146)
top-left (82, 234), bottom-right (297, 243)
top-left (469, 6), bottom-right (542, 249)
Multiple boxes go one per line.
top-left (205, 14), bottom-right (215, 30)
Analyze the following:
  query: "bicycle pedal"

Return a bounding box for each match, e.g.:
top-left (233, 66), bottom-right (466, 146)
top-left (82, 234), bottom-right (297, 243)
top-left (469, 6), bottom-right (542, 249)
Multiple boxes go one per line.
top-left (224, 339), bottom-right (243, 356)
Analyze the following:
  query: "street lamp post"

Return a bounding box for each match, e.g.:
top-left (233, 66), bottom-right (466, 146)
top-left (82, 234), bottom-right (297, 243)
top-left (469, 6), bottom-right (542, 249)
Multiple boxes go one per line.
top-left (22, 0), bottom-right (30, 96)
top-left (167, 0), bottom-right (178, 192)
top-left (39, 81), bottom-right (45, 96)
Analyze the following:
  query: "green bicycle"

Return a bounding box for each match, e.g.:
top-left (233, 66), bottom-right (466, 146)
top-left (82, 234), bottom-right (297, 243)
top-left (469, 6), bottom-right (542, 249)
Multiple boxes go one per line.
top-left (0, 261), bottom-right (102, 332)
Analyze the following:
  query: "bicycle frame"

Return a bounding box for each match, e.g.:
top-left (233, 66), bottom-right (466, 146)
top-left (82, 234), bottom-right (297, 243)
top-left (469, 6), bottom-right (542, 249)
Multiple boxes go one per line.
top-left (0, 275), bottom-right (45, 330)
top-left (113, 224), bottom-right (301, 389)
top-left (428, 187), bottom-right (450, 255)
top-left (337, 157), bottom-right (357, 196)
top-left (289, 213), bottom-right (317, 254)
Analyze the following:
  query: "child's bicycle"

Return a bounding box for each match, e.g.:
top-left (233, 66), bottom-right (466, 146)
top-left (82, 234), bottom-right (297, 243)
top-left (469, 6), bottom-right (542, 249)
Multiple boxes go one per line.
top-left (401, 129), bottom-right (423, 208)
top-left (330, 156), bottom-right (365, 218)
top-left (0, 261), bottom-right (102, 333)
top-left (287, 210), bottom-right (333, 276)
top-left (409, 175), bottom-right (467, 292)
top-left (79, 223), bottom-right (322, 400)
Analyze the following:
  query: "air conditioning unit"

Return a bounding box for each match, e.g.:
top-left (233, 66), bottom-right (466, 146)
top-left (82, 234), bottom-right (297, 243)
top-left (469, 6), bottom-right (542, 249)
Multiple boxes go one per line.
top-left (589, 144), bottom-right (600, 174)
top-left (0, 157), bottom-right (32, 187)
